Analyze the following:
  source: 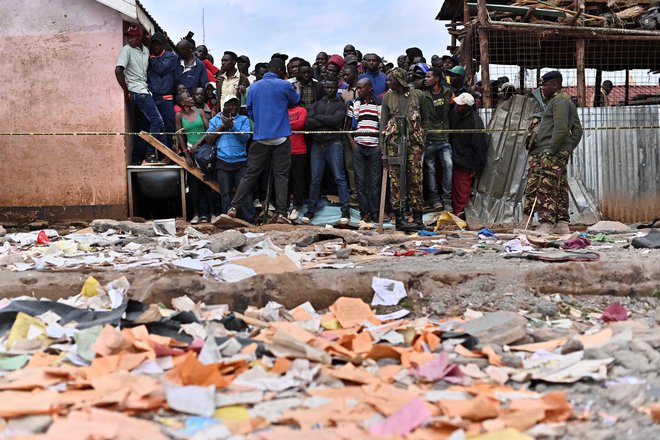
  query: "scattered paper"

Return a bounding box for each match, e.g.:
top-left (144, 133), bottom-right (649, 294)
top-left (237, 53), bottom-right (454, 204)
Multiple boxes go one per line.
top-left (153, 218), bottom-right (176, 236)
top-left (369, 396), bottom-right (431, 436)
top-left (165, 384), bottom-right (216, 417)
top-left (371, 277), bottom-right (407, 306)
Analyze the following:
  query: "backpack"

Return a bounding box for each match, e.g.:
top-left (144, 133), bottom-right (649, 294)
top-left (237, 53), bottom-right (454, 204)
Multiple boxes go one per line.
top-left (194, 142), bottom-right (216, 177)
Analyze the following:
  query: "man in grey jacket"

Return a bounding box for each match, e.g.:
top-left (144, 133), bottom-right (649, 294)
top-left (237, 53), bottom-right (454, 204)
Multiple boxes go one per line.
top-left (525, 71), bottom-right (583, 235)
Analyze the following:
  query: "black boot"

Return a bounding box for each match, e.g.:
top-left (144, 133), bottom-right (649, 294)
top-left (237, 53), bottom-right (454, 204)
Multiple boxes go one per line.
top-left (395, 210), bottom-right (412, 232)
top-left (409, 211), bottom-right (425, 231)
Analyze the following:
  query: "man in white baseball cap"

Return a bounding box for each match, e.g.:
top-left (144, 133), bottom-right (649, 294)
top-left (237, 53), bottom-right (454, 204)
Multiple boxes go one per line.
top-left (448, 92), bottom-right (487, 218)
top-left (453, 92), bottom-right (475, 106)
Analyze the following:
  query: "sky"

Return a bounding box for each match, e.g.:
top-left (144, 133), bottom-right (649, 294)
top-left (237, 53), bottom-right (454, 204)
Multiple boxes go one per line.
top-left (139, 0), bottom-right (451, 66)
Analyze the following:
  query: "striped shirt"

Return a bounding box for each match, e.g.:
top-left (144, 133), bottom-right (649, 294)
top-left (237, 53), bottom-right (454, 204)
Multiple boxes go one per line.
top-left (347, 95), bottom-right (381, 148)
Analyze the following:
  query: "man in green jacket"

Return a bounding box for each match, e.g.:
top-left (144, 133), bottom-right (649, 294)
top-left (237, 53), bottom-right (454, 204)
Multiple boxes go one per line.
top-left (525, 71), bottom-right (583, 235)
top-left (423, 67), bottom-right (455, 211)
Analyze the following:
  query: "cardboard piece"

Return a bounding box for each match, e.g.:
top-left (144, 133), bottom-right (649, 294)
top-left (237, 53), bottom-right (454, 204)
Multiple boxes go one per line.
top-left (46, 407), bottom-right (168, 440)
top-left (0, 390), bottom-right (59, 418)
top-left (329, 297), bottom-right (377, 328)
top-left (232, 254), bottom-right (300, 274)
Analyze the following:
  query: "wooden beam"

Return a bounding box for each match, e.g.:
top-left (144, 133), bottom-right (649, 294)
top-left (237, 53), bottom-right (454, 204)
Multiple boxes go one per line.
top-left (138, 131), bottom-right (220, 193)
top-left (477, 0), bottom-right (492, 108)
top-left (576, 39), bottom-right (586, 107)
top-left (467, 2), bottom-right (565, 18)
top-left (482, 22), bottom-right (660, 41)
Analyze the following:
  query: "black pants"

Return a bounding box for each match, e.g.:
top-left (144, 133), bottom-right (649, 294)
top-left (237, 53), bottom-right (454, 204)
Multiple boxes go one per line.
top-left (289, 153), bottom-right (307, 208)
top-left (231, 139), bottom-right (291, 216)
top-left (189, 174), bottom-right (220, 217)
top-left (352, 144), bottom-right (382, 219)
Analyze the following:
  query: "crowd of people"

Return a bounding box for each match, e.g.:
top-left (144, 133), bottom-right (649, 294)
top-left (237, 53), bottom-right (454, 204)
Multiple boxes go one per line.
top-left (115, 26), bottom-right (578, 233)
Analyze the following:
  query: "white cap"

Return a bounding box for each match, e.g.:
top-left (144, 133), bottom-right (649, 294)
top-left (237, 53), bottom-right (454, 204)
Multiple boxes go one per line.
top-left (221, 94), bottom-right (239, 108)
top-left (454, 92), bottom-right (475, 106)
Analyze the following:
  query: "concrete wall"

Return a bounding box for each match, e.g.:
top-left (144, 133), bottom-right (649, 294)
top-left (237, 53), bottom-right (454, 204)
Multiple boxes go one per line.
top-left (0, 0), bottom-right (129, 222)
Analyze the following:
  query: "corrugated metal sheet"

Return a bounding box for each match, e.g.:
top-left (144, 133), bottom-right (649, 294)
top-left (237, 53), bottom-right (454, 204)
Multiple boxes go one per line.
top-left (466, 99), bottom-right (659, 225)
top-left (570, 105), bottom-right (660, 223)
top-left (466, 95), bottom-right (601, 226)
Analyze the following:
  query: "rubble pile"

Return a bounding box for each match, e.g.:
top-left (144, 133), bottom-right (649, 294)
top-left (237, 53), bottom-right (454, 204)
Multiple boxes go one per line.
top-left (0, 272), bottom-right (656, 439)
top-left (0, 220), bottom-right (657, 438)
top-left (0, 219), bottom-right (657, 277)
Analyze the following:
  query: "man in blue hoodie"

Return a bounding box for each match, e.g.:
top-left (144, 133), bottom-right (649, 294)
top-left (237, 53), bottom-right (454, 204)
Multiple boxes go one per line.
top-left (227, 58), bottom-right (299, 223)
top-left (148, 32), bottom-right (178, 148)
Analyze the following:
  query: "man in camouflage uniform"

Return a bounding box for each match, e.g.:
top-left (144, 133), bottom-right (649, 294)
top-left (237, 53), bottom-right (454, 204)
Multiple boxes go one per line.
top-left (381, 67), bottom-right (429, 231)
top-left (524, 71), bottom-right (583, 235)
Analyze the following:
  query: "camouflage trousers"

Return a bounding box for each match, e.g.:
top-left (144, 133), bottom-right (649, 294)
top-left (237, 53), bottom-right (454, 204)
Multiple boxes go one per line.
top-left (387, 142), bottom-right (424, 212)
top-left (524, 150), bottom-right (570, 223)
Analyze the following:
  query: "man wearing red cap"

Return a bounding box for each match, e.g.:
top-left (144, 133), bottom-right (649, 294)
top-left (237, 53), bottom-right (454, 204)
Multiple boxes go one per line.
top-left (115, 25), bottom-right (167, 162)
top-left (325, 55), bottom-right (349, 98)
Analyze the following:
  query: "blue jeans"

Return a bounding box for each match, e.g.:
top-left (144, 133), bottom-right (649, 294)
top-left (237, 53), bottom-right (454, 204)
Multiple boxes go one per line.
top-left (308, 140), bottom-right (350, 212)
top-left (352, 144), bottom-right (382, 219)
top-left (424, 140), bottom-right (453, 206)
top-left (216, 165), bottom-right (255, 223)
top-left (130, 92), bottom-right (166, 156)
top-left (154, 97), bottom-right (176, 148)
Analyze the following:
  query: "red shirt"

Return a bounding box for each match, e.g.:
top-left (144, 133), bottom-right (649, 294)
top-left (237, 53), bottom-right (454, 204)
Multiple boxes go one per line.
top-left (288, 106), bottom-right (307, 155)
top-left (203, 59), bottom-right (219, 83)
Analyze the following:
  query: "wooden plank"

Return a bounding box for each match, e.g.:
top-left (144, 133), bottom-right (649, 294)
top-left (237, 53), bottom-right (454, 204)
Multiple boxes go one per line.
top-left (138, 131), bottom-right (220, 193)
top-left (212, 214), bottom-right (254, 229)
top-left (467, 2), bottom-right (566, 17)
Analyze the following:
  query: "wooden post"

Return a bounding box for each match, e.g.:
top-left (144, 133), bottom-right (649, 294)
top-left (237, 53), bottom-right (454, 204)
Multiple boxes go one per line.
top-left (519, 66), bottom-right (525, 92)
top-left (576, 40), bottom-right (586, 107)
top-left (594, 69), bottom-right (602, 107)
top-left (477, 0), bottom-right (492, 108)
top-left (138, 131), bottom-right (220, 193)
top-left (570, 0), bottom-right (584, 26)
top-left (624, 69), bottom-right (630, 106)
top-left (463, 0), bottom-right (475, 83)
